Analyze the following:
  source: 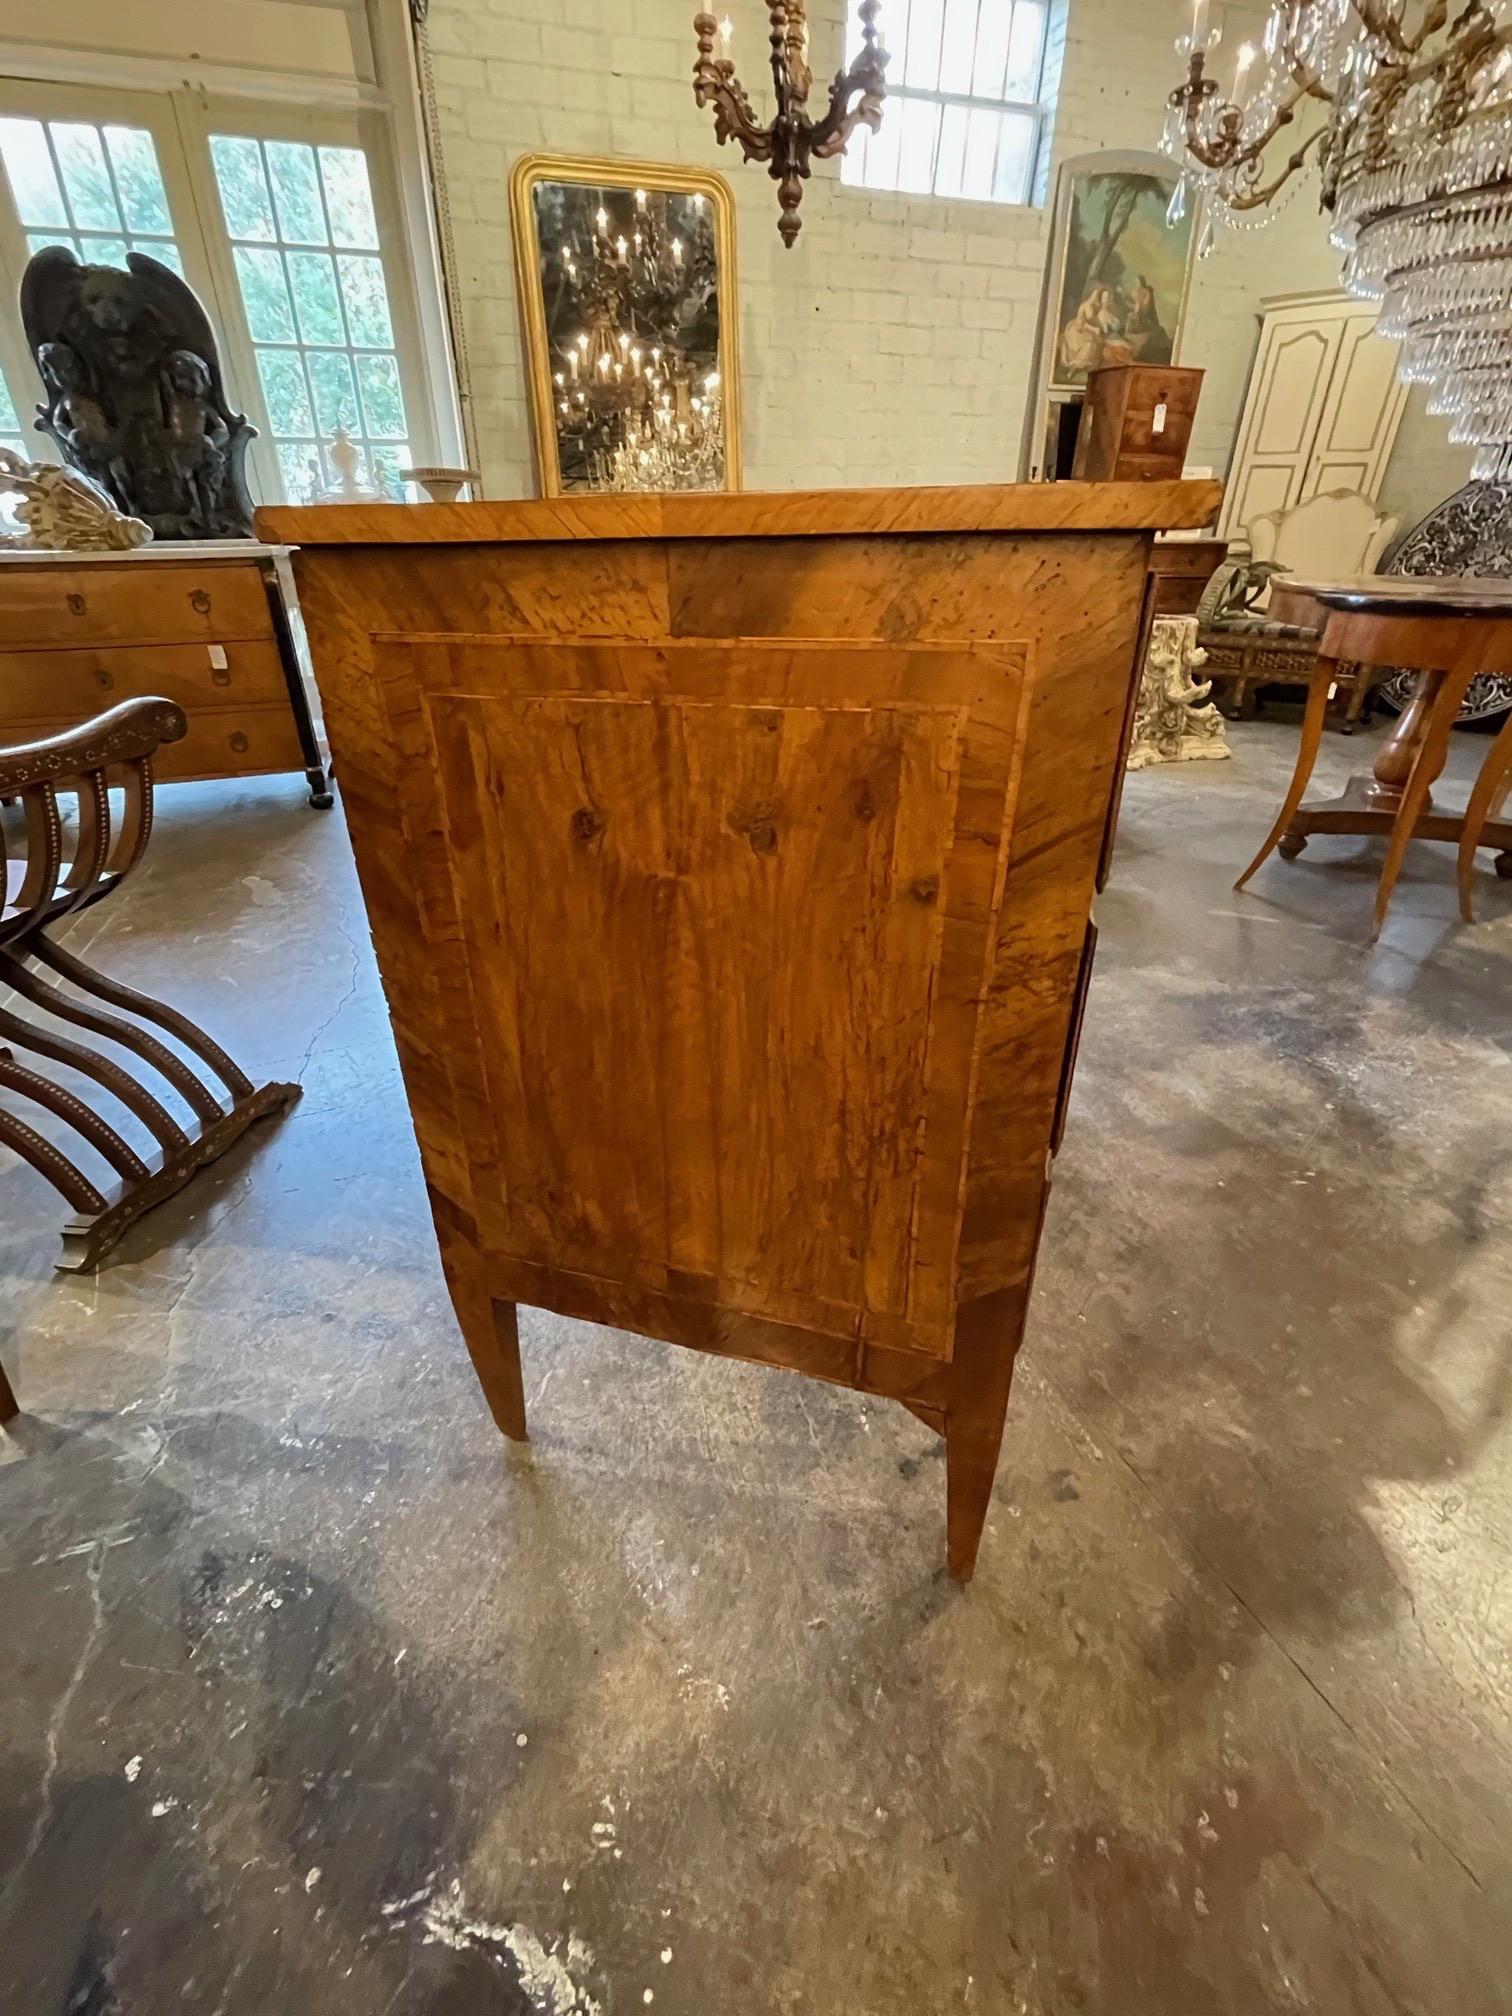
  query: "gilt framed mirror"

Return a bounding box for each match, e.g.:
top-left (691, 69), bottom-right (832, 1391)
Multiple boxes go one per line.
top-left (508, 153), bottom-right (742, 497)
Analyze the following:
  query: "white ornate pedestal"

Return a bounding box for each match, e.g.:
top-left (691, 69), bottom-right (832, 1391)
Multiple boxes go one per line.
top-left (1127, 614), bottom-right (1232, 770)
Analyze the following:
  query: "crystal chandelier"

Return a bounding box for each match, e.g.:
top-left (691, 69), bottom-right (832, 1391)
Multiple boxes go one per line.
top-left (548, 187), bottom-right (724, 492)
top-left (691, 1), bottom-right (888, 245)
top-left (602, 377), bottom-right (726, 492)
top-left (1163, 1), bottom-right (1512, 480)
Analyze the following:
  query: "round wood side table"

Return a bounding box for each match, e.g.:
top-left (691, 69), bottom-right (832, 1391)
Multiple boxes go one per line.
top-left (1235, 575), bottom-right (1512, 938)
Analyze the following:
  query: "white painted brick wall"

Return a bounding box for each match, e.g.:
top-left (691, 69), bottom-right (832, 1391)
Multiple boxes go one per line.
top-left (427, 0), bottom-right (1469, 519)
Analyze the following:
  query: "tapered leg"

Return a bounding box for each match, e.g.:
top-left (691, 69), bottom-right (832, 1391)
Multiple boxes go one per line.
top-left (1458, 708), bottom-right (1512, 922)
top-left (944, 1285), bottom-right (1029, 1583)
top-left (461, 1289), bottom-right (527, 1442)
top-left (437, 1223), bottom-right (528, 1441)
top-left (1371, 663), bottom-right (1477, 942)
top-left (475, 1298), bottom-right (528, 1442)
top-left (0, 1356), bottom-right (17, 1424)
top-left (1234, 656), bottom-right (1337, 891)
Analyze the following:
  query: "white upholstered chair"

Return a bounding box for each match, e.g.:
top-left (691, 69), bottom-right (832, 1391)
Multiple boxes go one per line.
top-left (1198, 489), bottom-right (1400, 728)
top-left (1247, 488), bottom-right (1399, 588)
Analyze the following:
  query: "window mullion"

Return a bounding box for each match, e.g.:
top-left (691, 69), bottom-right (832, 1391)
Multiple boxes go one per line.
top-left (987, 97), bottom-right (1008, 202)
top-left (38, 121), bottom-right (79, 238)
top-left (168, 89), bottom-right (282, 506)
top-left (888, 84), bottom-right (1042, 116)
top-left (309, 139), bottom-right (371, 470)
top-left (296, 345), bottom-right (325, 482)
top-left (309, 141), bottom-right (359, 357)
top-left (996, 0), bottom-right (1015, 98)
top-left (95, 131), bottom-right (134, 249)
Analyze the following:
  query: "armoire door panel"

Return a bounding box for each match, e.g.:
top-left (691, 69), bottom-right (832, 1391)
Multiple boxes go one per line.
top-left (1225, 462), bottom-right (1296, 536)
top-left (1219, 307), bottom-right (1344, 539)
top-left (1221, 294), bottom-right (1410, 541)
top-left (1253, 326), bottom-right (1340, 457)
top-left (1306, 456), bottom-right (1372, 495)
top-left (1302, 316), bottom-right (1409, 499)
top-left (376, 634), bottom-right (1032, 1362)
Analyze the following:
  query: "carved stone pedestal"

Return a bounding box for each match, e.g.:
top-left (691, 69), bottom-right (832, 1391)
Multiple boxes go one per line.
top-left (1127, 614), bottom-right (1231, 770)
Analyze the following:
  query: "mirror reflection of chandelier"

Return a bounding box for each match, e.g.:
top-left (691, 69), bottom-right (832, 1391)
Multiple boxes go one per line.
top-left (548, 187), bottom-right (725, 492)
top-left (1162, 2), bottom-right (1512, 480)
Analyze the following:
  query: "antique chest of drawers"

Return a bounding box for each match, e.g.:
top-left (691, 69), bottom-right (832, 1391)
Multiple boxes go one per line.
top-left (1072, 364), bottom-right (1206, 484)
top-left (0, 542), bottom-right (329, 804)
top-left (264, 478), bottom-right (1220, 1581)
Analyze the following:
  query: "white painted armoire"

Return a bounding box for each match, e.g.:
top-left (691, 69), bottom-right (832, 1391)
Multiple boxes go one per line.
top-left (1218, 290), bottom-right (1409, 542)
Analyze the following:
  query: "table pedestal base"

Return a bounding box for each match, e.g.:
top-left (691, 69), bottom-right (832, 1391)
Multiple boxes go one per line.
top-left (1280, 773), bottom-right (1512, 873)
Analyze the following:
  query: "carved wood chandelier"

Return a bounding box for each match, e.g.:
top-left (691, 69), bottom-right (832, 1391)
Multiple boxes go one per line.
top-left (692, 0), bottom-right (889, 245)
top-left (1163, 1), bottom-right (1512, 479)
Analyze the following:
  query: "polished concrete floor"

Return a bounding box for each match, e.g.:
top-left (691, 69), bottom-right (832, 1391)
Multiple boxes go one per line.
top-left (3, 718), bottom-right (1512, 2014)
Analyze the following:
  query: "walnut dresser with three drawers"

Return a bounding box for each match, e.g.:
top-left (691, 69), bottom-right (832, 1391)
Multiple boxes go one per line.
top-left (0, 542), bottom-right (330, 805)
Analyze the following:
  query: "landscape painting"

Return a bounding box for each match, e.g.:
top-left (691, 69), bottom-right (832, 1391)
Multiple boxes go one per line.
top-left (1047, 158), bottom-right (1195, 393)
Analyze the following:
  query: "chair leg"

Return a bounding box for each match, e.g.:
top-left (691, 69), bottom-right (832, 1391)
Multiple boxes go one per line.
top-left (1234, 655), bottom-right (1337, 891)
top-left (0, 1356), bottom-right (17, 1424)
top-left (1372, 664), bottom-right (1478, 941)
top-left (1458, 707), bottom-right (1512, 922)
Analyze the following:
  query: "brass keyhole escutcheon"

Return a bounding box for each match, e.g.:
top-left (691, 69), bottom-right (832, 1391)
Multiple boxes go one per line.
top-left (94, 667), bottom-right (115, 689)
top-left (67, 592), bottom-right (86, 615)
top-left (190, 589), bottom-right (212, 615)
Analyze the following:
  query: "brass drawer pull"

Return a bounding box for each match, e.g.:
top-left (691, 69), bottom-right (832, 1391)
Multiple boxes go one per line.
top-left (228, 731), bottom-right (250, 753)
top-left (190, 589), bottom-right (212, 615)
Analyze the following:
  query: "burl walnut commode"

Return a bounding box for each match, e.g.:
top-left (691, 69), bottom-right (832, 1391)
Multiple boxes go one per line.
top-left (263, 478), bottom-right (1217, 1579)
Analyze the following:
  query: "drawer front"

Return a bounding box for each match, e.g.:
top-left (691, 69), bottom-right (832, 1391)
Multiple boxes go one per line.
top-left (152, 704), bottom-right (304, 782)
top-left (0, 563), bottom-right (273, 648)
top-left (1114, 450), bottom-right (1190, 484)
top-left (4, 699), bottom-right (303, 785)
top-left (1149, 574), bottom-right (1209, 617)
top-left (1122, 375), bottom-right (1202, 444)
top-left (0, 639), bottom-right (291, 722)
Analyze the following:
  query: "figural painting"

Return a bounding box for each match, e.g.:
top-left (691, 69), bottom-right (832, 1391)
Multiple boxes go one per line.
top-left (1047, 155), bottom-right (1196, 393)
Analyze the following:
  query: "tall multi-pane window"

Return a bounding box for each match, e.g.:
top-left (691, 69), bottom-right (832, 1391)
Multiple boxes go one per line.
top-left (0, 86), bottom-right (441, 506)
top-left (0, 116), bottom-right (183, 272)
top-left (209, 135), bottom-right (411, 503)
top-left (841, 0), bottom-right (1049, 204)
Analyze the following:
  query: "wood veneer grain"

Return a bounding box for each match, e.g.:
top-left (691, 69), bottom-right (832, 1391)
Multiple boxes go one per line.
top-left (269, 484), bottom-right (1198, 1578)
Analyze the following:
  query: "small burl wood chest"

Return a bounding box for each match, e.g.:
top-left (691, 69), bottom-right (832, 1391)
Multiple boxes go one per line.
top-left (1073, 365), bottom-right (1205, 484)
